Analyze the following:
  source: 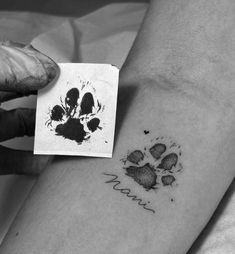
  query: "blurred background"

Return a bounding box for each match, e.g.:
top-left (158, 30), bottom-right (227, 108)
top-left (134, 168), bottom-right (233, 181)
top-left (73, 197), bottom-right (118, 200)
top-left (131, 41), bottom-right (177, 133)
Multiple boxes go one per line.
top-left (0, 0), bottom-right (148, 16)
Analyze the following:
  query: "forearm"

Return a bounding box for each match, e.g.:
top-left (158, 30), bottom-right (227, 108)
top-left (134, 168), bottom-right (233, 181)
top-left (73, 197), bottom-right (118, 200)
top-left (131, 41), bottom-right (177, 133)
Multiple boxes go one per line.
top-left (122, 0), bottom-right (235, 96)
top-left (1, 81), bottom-right (234, 254)
top-left (1, 1), bottom-right (235, 253)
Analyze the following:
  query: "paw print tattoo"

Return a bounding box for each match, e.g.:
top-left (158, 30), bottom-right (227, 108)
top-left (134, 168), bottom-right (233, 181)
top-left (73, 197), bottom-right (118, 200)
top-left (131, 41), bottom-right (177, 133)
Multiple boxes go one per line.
top-left (104, 137), bottom-right (182, 214)
top-left (45, 86), bottom-right (103, 144)
top-left (122, 137), bottom-right (183, 191)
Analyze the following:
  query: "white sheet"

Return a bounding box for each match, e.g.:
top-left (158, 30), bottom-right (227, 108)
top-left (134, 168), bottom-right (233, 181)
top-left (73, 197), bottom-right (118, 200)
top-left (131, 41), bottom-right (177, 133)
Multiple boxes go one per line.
top-left (0, 3), bottom-right (234, 253)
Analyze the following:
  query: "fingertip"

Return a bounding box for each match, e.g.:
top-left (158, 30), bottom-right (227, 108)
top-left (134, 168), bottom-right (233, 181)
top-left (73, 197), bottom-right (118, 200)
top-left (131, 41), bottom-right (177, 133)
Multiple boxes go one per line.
top-left (0, 42), bottom-right (60, 92)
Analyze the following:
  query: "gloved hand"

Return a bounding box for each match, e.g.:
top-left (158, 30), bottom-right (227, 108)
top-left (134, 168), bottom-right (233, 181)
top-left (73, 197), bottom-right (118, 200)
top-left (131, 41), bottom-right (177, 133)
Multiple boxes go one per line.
top-left (0, 41), bottom-right (59, 175)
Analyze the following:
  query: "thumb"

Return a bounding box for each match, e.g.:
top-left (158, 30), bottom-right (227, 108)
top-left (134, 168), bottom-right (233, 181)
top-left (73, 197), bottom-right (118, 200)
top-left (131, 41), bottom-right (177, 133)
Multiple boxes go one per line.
top-left (0, 41), bottom-right (59, 93)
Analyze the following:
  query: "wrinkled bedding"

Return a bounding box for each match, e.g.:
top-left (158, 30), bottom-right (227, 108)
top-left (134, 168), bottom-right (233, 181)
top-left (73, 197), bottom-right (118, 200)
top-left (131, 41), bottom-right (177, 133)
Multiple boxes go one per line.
top-left (0, 3), bottom-right (234, 253)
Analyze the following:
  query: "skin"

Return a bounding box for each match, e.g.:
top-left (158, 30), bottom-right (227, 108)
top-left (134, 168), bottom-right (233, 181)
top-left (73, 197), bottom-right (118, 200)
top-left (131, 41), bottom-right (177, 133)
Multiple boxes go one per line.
top-left (1, 0), bottom-right (235, 253)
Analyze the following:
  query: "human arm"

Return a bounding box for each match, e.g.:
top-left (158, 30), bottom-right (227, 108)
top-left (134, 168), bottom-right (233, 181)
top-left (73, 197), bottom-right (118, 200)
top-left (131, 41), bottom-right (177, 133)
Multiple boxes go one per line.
top-left (1, 0), bottom-right (235, 253)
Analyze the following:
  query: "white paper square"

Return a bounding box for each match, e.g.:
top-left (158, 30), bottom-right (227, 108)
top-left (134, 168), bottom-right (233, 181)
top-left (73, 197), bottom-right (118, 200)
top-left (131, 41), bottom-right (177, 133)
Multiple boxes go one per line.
top-left (34, 63), bottom-right (119, 158)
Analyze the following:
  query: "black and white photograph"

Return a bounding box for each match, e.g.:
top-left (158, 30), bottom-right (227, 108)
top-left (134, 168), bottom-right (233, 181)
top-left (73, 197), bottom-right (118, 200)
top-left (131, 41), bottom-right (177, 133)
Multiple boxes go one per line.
top-left (0, 0), bottom-right (234, 254)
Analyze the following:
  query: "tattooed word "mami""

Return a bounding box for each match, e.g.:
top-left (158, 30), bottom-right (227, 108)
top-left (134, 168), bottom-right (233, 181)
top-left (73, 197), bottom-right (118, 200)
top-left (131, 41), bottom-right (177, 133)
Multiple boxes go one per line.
top-left (103, 173), bottom-right (155, 214)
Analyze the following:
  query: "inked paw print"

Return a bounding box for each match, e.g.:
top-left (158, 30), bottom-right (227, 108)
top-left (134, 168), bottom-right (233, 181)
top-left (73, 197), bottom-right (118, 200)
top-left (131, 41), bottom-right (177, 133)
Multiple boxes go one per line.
top-left (122, 138), bottom-right (183, 191)
top-left (45, 87), bottom-right (103, 144)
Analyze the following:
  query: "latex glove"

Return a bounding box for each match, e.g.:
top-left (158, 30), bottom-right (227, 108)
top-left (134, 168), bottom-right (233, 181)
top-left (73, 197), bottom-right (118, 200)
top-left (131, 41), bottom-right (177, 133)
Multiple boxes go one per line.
top-left (0, 41), bottom-right (59, 175)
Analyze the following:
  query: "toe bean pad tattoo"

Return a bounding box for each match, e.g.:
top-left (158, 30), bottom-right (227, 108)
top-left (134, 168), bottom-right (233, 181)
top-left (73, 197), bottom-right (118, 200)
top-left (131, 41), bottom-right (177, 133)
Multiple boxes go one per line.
top-left (122, 137), bottom-right (183, 191)
top-left (104, 137), bottom-right (183, 214)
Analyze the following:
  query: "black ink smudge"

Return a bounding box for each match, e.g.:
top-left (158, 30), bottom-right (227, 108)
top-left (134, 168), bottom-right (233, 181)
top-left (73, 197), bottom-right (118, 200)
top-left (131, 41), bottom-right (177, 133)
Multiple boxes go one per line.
top-left (87, 117), bottom-right (100, 132)
top-left (158, 153), bottom-right (178, 171)
top-left (45, 105), bottom-right (65, 127)
top-left (161, 175), bottom-right (176, 186)
top-left (144, 130), bottom-right (150, 135)
top-left (55, 118), bottom-right (86, 143)
top-left (125, 163), bottom-right (157, 190)
top-left (65, 88), bottom-right (79, 115)
top-left (46, 86), bottom-right (104, 145)
top-left (80, 92), bottom-right (94, 115)
top-left (103, 173), bottom-right (155, 213)
top-left (149, 143), bottom-right (166, 160)
top-left (127, 150), bottom-right (144, 164)
top-left (65, 88), bottom-right (79, 107)
top-left (50, 105), bottom-right (65, 121)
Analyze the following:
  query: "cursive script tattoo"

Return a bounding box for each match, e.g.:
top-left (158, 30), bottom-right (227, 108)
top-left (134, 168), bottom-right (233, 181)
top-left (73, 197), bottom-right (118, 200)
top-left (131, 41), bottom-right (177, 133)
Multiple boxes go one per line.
top-left (103, 173), bottom-right (155, 214)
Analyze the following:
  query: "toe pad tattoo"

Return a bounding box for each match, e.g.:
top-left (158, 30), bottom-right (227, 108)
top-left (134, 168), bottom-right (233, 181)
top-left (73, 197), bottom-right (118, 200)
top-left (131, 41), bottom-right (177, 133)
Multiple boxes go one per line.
top-left (104, 136), bottom-right (183, 214)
